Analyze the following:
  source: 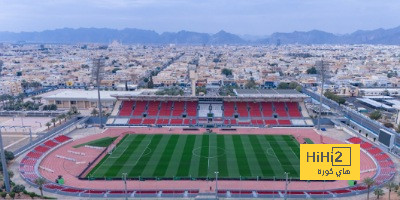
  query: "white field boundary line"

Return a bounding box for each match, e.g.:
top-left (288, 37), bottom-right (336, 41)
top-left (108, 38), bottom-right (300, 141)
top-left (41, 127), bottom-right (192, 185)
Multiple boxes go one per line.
top-left (90, 137), bottom-right (135, 176)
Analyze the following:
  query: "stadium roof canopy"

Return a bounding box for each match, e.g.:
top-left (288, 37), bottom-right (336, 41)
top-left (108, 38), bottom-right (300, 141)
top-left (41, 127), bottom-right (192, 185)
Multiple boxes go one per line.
top-left (112, 89), bottom-right (307, 102)
top-left (234, 89), bottom-right (303, 97)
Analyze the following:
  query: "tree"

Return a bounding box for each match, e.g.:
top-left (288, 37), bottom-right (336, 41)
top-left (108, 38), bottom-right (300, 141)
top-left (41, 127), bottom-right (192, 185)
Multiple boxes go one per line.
top-left (384, 122), bottom-right (394, 128)
top-left (221, 68), bottom-right (233, 76)
top-left (69, 106), bottom-right (79, 115)
top-left (155, 87), bottom-right (184, 96)
top-left (306, 67), bottom-right (317, 74)
top-left (12, 184), bottom-right (25, 196)
top-left (277, 82), bottom-right (289, 89)
top-left (8, 170), bottom-right (14, 179)
top-left (61, 113), bottom-right (67, 122)
top-left (51, 118), bottom-right (56, 127)
top-left (34, 177), bottom-right (46, 198)
top-left (363, 177), bottom-right (375, 200)
top-left (91, 108), bottom-right (99, 116)
top-left (324, 91), bottom-right (346, 105)
top-left (295, 85), bottom-right (303, 92)
top-left (45, 122), bottom-right (51, 130)
top-left (43, 104), bottom-right (57, 111)
top-left (369, 110), bottom-right (382, 120)
top-left (374, 188), bottom-right (384, 199)
top-left (245, 78), bottom-right (257, 89)
top-left (29, 192), bottom-right (35, 199)
top-left (9, 192), bottom-right (15, 199)
top-left (66, 111), bottom-right (73, 119)
top-left (57, 115), bottom-right (63, 124)
top-left (147, 77), bottom-right (154, 89)
top-left (386, 182), bottom-right (397, 200)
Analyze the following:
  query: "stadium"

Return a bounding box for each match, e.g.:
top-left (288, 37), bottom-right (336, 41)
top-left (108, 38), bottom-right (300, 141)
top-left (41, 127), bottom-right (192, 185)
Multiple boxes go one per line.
top-left (17, 89), bottom-right (396, 199)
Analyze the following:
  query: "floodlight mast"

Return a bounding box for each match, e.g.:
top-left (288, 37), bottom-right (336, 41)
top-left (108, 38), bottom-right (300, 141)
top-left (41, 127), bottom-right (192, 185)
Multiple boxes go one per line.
top-left (93, 58), bottom-right (105, 128)
top-left (317, 60), bottom-right (325, 130)
top-left (0, 127), bottom-right (10, 192)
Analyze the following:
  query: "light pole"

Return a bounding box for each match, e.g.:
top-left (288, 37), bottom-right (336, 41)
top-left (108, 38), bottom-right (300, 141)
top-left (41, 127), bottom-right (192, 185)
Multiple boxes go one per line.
top-left (214, 171), bottom-right (219, 195)
top-left (317, 60), bottom-right (325, 131)
top-left (122, 173), bottom-right (128, 200)
top-left (284, 172), bottom-right (289, 200)
top-left (0, 128), bottom-right (10, 192)
top-left (92, 58), bottom-right (105, 129)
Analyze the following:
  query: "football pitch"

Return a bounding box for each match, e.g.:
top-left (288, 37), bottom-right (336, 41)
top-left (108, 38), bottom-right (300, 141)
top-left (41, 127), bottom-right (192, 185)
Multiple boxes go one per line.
top-left (86, 134), bottom-right (300, 180)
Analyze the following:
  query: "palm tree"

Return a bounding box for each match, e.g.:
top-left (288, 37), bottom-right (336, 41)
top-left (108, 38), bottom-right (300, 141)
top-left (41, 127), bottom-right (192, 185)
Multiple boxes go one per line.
top-left (34, 177), bottom-right (46, 198)
top-left (51, 118), bottom-right (56, 127)
top-left (363, 177), bottom-right (375, 200)
top-left (386, 182), bottom-right (398, 200)
top-left (56, 115), bottom-right (64, 124)
top-left (59, 113), bottom-right (67, 122)
top-left (91, 108), bottom-right (99, 117)
top-left (45, 122), bottom-right (51, 130)
top-left (374, 188), bottom-right (384, 199)
top-left (66, 111), bottom-right (72, 119)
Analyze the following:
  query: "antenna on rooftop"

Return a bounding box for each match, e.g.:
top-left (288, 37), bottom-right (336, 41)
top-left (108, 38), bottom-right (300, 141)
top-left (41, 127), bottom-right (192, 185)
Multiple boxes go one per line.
top-left (92, 57), bottom-right (105, 128)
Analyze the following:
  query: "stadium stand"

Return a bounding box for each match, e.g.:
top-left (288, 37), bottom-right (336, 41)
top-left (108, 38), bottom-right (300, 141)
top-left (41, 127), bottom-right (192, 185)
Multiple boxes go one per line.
top-left (261, 102), bottom-right (274, 117)
top-left (236, 102), bottom-right (249, 117)
top-left (119, 101), bottom-right (134, 116)
top-left (110, 96), bottom-right (311, 127)
top-left (287, 102), bottom-right (302, 117)
top-left (172, 102), bottom-right (185, 116)
top-left (147, 101), bottom-right (160, 116)
top-left (274, 102), bottom-right (288, 117)
top-left (248, 102), bottom-right (262, 117)
top-left (132, 101), bottom-right (147, 117)
top-left (223, 102), bottom-right (235, 117)
top-left (186, 101), bottom-right (198, 117)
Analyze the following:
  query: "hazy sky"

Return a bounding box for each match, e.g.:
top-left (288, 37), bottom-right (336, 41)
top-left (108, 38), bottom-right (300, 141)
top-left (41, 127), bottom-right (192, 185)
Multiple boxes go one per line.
top-left (0, 0), bottom-right (399, 35)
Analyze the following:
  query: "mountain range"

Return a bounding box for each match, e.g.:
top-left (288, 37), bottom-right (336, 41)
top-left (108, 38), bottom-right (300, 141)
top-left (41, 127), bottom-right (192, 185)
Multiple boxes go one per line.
top-left (1, 26), bottom-right (400, 45)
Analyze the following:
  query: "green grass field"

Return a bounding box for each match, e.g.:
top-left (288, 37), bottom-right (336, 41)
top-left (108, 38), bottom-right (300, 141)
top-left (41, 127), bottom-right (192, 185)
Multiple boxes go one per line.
top-left (86, 134), bottom-right (300, 180)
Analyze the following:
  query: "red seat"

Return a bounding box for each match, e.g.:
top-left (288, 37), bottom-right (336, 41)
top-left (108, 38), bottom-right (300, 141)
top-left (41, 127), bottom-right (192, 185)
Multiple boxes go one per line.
top-left (223, 102), bottom-right (235, 117)
top-left (286, 102), bottom-right (302, 117)
top-left (132, 101), bottom-right (147, 117)
top-left (44, 140), bottom-right (58, 147)
top-left (278, 120), bottom-right (291, 125)
top-left (147, 101), bottom-right (160, 116)
top-left (265, 120), bottom-right (278, 125)
top-left (34, 146), bottom-right (50, 153)
top-left (348, 137), bottom-right (362, 144)
top-left (142, 118), bottom-right (156, 125)
top-left (186, 102), bottom-right (198, 117)
top-left (248, 102), bottom-right (261, 117)
top-left (261, 102), bottom-right (273, 117)
top-left (236, 102), bottom-right (249, 117)
top-left (119, 101), bottom-right (134, 116)
top-left (128, 119), bottom-right (142, 125)
top-left (54, 135), bottom-right (71, 143)
top-left (172, 102), bottom-right (185, 116)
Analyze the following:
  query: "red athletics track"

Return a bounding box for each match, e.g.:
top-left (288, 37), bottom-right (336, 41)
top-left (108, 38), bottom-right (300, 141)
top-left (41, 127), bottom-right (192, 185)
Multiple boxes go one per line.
top-left (38, 127), bottom-right (376, 193)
